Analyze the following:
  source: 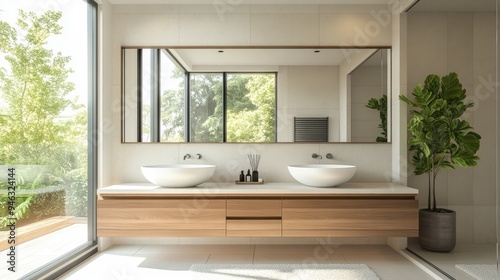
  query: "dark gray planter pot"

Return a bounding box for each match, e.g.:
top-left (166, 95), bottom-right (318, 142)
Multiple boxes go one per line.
top-left (419, 208), bottom-right (456, 252)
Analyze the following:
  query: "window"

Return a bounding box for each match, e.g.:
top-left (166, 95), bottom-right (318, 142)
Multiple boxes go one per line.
top-left (0, 0), bottom-right (97, 278)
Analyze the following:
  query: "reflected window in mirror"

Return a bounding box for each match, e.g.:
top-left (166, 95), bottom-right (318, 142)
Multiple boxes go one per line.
top-left (226, 73), bottom-right (276, 142)
top-left (188, 72), bottom-right (276, 142)
top-left (189, 73), bottom-right (223, 142)
top-left (159, 49), bottom-right (187, 142)
top-left (123, 48), bottom-right (277, 143)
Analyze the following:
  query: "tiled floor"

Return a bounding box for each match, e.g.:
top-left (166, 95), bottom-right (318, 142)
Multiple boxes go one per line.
top-left (407, 239), bottom-right (497, 280)
top-left (59, 244), bottom-right (437, 280)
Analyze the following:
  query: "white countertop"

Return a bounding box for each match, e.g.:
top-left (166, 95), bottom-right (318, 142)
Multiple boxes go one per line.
top-left (98, 182), bottom-right (418, 196)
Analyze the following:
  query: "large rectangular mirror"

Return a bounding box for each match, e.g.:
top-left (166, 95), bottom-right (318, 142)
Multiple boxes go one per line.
top-left (122, 47), bottom-right (391, 143)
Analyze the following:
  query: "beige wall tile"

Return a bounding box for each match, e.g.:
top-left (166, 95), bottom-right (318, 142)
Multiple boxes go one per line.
top-left (251, 5), bottom-right (319, 14)
top-left (474, 206), bottom-right (496, 243)
top-left (179, 14), bottom-right (251, 45)
top-left (180, 4), bottom-right (250, 14)
top-left (251, 14), bottom-right (320, 46)
top-left (473, 133), bottom-right (496, 206)
top-left (113, 4), bottom-right (179, 14)
top-left (447, 168), bottom-right (474, 206)
top-left (446, 13), bottom-right (473, 85)
top-left (114, 14), bottom-right (180, 46)
top-left (320, 14), bottom-right (392, 46)
top-left (448, 206), bottom-right (474, 243)
top-left (320, 4), bottom-right (391, 14)
top-left (407, 12), bottom-right (447, 87)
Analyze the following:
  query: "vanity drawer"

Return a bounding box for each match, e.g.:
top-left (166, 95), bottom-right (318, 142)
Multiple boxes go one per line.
top-left (226, 219), bottom-right (281, 237)
top-left (226, 199), bottom-right (281, 217)
top-left (97, 199), bottom-right (226, 237)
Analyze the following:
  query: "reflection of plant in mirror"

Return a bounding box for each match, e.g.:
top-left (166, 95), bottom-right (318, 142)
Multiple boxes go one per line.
top-left (365, 94), bottom-right (387, 142)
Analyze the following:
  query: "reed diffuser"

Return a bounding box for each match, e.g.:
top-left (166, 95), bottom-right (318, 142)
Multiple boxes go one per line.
top-left (248, 154), bottom-right (261, 182)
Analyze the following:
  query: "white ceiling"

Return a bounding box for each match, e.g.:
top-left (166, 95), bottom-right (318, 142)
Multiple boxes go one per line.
top-left (170, 48), bottom-right (375, 68)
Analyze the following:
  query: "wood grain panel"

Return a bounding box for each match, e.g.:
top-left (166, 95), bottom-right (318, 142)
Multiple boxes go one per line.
top-left (226, 219), bottom-right (281, 237)
top-left (282, 199), bottom-right (418, 237)
top-left (283, 229), bottom-right (418, 237)
top-left (97, 199), bottom-right (226, 237)
top-left (226, 199), bottom-right (281, 217)
top-left (98, 229), bottom-right (226, 237)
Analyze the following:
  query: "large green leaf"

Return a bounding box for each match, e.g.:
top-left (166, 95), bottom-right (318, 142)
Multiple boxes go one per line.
top-left (441, 72), bottom-right (466, 101)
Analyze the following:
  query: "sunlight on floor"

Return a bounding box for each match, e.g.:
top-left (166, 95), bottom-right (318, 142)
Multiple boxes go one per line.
top-left (59, 244), bottom-right (435, 280)
top-left (0, 224), bottom-right (88, 280)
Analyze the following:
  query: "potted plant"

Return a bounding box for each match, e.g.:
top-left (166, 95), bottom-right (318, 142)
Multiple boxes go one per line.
top-left (399, 72), bottom-right (481, 252)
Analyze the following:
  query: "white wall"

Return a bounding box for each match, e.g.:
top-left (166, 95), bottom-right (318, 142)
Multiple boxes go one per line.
top-left (407, 12), bottom-right (496, 243)
top-left (99, 0), bottom-right (114, 190)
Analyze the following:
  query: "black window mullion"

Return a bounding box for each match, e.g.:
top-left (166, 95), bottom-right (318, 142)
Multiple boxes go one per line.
top-left (136, 49), bottom-right (142, 142)
top-left (274, 72), bottom-right (278, 142)
top-left (185, 72), bottom-right (190, 142)
top-left (223, 72), bottom-right (227, 142)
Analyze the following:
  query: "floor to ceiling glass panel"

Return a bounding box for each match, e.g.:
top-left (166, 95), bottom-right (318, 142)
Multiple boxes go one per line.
top-left (0, 0), bottom-right (97, 279)
top-left (404, 0), bottom-right (498, 279)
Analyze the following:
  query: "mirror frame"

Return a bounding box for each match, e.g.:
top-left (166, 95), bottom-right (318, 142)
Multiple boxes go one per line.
top-left (121, 46), bottom-right (392, 144)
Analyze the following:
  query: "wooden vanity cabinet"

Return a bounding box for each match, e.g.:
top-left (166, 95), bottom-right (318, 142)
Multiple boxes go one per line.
top-left (282, 197), bottom-right (419, 237)
top-left (97, 198), bottom-right (226, 237)
top-left (97, 194), bottom-right (418, 238)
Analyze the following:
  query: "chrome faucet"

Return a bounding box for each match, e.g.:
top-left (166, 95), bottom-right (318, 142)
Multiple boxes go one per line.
top-left (312, 153), bottom-right (322, 159)
top-left (195, 153), bottom-right (202, 159)
top-left (326, 153), bottom-right (334, 159)
top-left (183, 154), bottom-right (191, 160)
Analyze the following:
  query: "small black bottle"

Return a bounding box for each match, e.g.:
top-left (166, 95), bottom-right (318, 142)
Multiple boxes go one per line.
top-left (246, 169), bottom-right (252, 182)
top-left (252, 170), bottom-right (259, 182)
top-left (239, 170), bottom-right (245, 182)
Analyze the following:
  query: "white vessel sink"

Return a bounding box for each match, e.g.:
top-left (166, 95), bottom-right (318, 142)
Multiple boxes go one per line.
top-left (288, 164), bottom-right (356, 187)
top-left (141, 164), bottom-right (216, 187)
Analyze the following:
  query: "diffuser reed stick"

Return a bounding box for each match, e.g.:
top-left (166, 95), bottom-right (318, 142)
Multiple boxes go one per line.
top-left (248, 154), bottom-right (261, 171)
